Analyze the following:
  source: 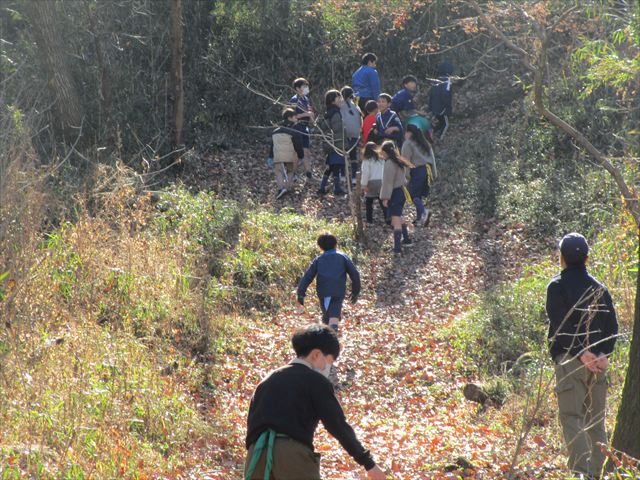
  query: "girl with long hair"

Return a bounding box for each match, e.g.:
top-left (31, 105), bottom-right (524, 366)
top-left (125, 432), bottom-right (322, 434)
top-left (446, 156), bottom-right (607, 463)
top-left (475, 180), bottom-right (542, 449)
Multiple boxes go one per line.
top-left (379, 140), bottom-right (414, 255)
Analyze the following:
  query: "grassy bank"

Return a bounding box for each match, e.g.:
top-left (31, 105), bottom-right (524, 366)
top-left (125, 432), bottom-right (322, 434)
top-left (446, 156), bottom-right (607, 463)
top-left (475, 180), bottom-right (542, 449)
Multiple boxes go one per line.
top-left (0, 170), bottom-right (354, 478)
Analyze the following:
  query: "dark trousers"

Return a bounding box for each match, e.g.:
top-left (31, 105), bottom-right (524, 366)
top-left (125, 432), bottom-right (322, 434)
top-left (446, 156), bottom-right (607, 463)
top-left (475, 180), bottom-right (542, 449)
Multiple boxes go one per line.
top-left (245, 437), bottom-right (321, 480)
top-left (320, 164), bottom-right (345, 194)
top-left (322, 164), bottom-right (344, 179)
top-left (433, 114), bottom-right (449, 138)
top-left (365, 197), bottom-right (387, 222)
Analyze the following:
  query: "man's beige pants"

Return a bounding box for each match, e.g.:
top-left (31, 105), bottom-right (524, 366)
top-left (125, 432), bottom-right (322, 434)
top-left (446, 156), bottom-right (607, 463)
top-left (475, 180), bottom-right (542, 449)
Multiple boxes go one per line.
top-left (275, 162), bottom-right (295, 190)
top-left (555, 355), bottom-right (608, 477)
top-left (245, 437), bottom-right (321, 480)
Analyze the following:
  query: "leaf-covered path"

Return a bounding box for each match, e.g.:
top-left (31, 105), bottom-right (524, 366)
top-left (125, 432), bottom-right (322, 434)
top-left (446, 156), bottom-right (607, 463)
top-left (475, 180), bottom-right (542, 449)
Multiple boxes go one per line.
top-left (183, 140), bottom-right (561, 479)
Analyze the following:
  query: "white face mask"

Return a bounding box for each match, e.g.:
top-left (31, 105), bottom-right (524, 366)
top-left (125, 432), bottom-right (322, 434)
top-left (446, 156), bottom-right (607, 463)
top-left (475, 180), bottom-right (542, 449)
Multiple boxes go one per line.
top-left (302, 86), bottom-right (310, 96)
top-left (317, 362), bottom-right (332, 378)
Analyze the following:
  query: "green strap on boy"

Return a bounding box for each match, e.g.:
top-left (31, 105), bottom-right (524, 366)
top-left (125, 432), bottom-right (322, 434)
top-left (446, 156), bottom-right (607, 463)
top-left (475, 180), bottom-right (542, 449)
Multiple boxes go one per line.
top-left (245, 429), bottom-right (290, 480)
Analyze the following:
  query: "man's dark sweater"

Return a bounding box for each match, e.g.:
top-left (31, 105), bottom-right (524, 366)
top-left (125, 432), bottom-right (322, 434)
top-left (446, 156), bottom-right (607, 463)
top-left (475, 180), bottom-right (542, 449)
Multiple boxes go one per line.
top-left (546, 265), bottom-right (618, 360)
top-left (245, 362), bottom-right (376, 471)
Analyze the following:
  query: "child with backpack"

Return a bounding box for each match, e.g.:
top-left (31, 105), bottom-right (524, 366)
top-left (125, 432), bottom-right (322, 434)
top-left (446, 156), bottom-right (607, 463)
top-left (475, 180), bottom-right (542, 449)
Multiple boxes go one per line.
top-left (361, 100), bottom-right (378, 146)
top-left (401, 124), bottom-right (437, 226)
top-left (370, 93), bottom-right (403, 146)
top-left (318, 90), bottom-right (346, 196)
top-left (339, 86), bottom-right (363, 186)
top-left (379, 140), bottom-right (414, 255)
top-left (290, 78), bottom-right (315, 178)
top-left (360, 142), bottom-right (387, 224)
top-left (297, 233), bottom-right (360, 334)
top-left (269, 108), bottom-right (305, 199)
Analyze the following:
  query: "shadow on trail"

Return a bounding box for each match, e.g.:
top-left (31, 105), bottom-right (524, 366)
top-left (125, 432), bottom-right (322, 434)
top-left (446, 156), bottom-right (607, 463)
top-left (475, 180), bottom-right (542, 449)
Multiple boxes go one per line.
top-left (369, 229), bottom-right (435, 308)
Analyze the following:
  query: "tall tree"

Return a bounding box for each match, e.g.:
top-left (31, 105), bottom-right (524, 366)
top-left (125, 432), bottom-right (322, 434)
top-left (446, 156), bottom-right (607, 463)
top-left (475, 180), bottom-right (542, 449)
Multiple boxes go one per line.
top-left (23, 0), bottom-right (83, 141)
top-left (169, 0), bottom-right (185, 147)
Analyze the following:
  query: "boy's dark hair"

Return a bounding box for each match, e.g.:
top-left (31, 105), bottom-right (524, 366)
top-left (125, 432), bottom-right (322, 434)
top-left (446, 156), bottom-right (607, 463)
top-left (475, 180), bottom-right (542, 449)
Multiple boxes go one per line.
top-left (317, 233), bottom-right (337, 251)
top-left (282, 108), bottom-right (297, 122)
top-left (562, 256), bottom-right (587, 268)
top-left (340, 86), bottom-right (354, 100)
top-left (402, 75), bottom-right (418, 85)
top-left (325, 90), bottom-right (342, 108)
top-left (361, 53), bottom-right (377, 65)
top-left (365, 100), bottom-right (378, 114)
top-left (378, 93), bottom-right (392, 103)
top-left (292, 325), bottom-right (340, 359)
top-left (293, 78), bottom-right (309, 90)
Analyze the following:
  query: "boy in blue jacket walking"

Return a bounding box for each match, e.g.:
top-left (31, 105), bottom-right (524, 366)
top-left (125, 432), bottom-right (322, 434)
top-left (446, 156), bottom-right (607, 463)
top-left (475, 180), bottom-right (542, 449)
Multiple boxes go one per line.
top-left (297, 234), bottom-right (361, 334)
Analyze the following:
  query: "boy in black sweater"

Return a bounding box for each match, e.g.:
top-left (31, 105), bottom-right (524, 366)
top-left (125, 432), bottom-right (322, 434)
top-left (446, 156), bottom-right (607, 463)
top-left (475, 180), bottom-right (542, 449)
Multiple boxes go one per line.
top-left (245, 325), bottom-right (386, 480)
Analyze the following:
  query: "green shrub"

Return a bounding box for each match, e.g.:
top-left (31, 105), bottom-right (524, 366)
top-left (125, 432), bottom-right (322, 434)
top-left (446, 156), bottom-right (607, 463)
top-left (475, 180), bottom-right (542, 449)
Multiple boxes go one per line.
top-left (154, 186), bottom-right (242, 275)
top-left (450, 261), bottom-right (552, 376)
top-left (218, 209), bottom-right (356, 311)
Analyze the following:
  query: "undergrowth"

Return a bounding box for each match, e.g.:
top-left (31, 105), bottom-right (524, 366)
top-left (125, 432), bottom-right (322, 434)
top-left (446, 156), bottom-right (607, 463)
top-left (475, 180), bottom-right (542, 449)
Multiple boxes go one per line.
top-left (0, 161), bottom-right (353, 478)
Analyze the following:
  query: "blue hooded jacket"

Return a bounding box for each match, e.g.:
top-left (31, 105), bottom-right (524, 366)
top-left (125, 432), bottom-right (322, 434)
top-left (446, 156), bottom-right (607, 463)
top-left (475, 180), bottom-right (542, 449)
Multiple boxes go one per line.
top-left (352, 65), bottom-right (381, 99)
top-left (297, 249), bottom-right (361, 300)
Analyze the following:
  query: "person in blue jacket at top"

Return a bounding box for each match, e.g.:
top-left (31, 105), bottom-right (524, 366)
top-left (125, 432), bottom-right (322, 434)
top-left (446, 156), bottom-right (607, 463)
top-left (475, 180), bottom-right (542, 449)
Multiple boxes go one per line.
top-left (369, 93), bottom-right (403, 146)
top-left (352, 53), bottom-right (381, 113)
top-left (297, 233), bottom-right (361, 335)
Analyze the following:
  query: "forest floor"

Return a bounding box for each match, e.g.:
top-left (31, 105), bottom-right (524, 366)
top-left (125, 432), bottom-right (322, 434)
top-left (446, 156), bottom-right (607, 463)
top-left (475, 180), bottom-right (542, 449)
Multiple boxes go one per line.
top-left (179, 126), bottom-right (567, 479)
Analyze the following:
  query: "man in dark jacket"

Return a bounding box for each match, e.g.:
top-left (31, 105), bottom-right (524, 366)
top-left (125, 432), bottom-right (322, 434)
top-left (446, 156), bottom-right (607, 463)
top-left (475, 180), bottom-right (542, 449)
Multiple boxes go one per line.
top-left (546, 232), bottom-right (618, 479)
top-left (245, 325), bottom-right (386, 480)
top-left (297, 233), bottom-right (360, 333)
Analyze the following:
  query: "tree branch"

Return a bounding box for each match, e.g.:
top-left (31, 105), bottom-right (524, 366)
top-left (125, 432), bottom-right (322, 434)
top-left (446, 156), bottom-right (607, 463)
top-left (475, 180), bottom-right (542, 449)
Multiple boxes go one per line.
top-left (470, 0), bottom-right (640, 226)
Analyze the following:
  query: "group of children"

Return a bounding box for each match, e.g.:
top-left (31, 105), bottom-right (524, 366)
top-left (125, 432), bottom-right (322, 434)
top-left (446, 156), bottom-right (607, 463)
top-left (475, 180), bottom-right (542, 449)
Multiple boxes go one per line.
top-left (268, 53), bottom-right (450, 256)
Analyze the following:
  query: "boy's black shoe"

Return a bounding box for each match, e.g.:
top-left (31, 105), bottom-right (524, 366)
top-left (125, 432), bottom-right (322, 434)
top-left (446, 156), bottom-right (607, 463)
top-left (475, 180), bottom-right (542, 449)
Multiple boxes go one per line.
top-left (334, 189), bottom-right (347, 196)
top-left (306, 171), bottom-right (313, 180)
top-left (402, 239), bottom-right (414, 247)
top-left (317, 188), bottom-right (326, 196)
top-left (276, 188), bottom-right (287, 199)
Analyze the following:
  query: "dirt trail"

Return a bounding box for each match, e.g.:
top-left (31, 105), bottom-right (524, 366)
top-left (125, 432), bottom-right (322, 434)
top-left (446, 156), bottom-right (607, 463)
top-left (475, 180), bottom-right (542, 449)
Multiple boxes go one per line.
top-left (182, 133), bottom-right (556, 479)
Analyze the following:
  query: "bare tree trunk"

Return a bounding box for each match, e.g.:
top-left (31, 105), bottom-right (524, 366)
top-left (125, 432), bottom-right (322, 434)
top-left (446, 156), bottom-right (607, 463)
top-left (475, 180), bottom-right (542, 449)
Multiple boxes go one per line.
top-left (24, 0), bottom-right (83, 142)
top-left (354, 169), bottom-right (366, 246)
top-left (85, 1), bottom-right (113, 146)
top-left (611, 225), bottom-right (640, 461)
top-left (169, 0), bottom-right (184, 147)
